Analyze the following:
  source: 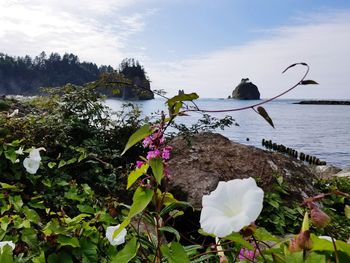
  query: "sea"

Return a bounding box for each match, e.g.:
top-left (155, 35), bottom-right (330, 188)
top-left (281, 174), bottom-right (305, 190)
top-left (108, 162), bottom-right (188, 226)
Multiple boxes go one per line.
top-left (105, 98), bottom-right (350, 168)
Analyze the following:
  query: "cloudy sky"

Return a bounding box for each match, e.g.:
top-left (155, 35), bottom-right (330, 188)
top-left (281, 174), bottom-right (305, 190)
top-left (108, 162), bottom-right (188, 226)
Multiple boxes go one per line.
top-left (1, 0), bottom-right (350, 99)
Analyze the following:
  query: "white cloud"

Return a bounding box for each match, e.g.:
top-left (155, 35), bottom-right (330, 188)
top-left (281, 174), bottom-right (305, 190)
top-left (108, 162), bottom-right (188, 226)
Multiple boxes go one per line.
top-left (148, 10), bottom-right (350, 99)
top-left (0, 0), bottom-right (147, 65)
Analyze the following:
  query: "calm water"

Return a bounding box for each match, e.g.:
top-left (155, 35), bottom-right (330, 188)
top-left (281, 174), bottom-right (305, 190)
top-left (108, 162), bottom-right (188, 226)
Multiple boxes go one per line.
top-left (105, 98), bottom-right (350, 168)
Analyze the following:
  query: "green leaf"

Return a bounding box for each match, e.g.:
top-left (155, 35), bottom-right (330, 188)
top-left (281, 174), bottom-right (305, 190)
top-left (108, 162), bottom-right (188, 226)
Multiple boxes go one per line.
top-left (345, 205), bottom-right (350, 219)
top-left (127, 163), bottom-right (149, 189)
top-left (254, 227), bottom-right (279, 242)
top-left (58, 160), bottom-right (66, 168)
top-left (256, 106), bottom-right (274, 128)
top-left (9, 195), bottom-right (23, 211)
top-left (300, 80), bottom-right (318, 85)
top-left (79, 239), bottom-right (98, 263)
top-left (77, 205), bottom-right (95, 214)
top-left (111, 237), bottom-right (139, 263)
top-left (0, 183), bottom-right (17, 190)
top-left (128, 186), bottom-right (154, 219)
top-left (0, 244), bottom-right (14, 263)
top-left (223, 232), bottom-right (254, 250)
top-left (285, 251), bottom-right (304, 263)
top-left (57, 235), bottom-right (80, 248)
top-left (23, 206), bottom-right (40, 224)
top-left (32, 250), bottom-right (46, 263)
top-left (301, 211), bottom-right (309, 232)
top-left (22, 228), bottom-right (38, 248)
top-left (121, 124), bottom-right (153, 155)
top-left (0, 216), bottom-right (10, 231)
top-left (160, 242), bottom-right (190, 263)
top-left (4, 149), bottom-right (17, 164)
top-left (305, 252), bottom-right (326, 263)
top-left (167, 93), bottom-right (199, 108)
top-left (47, 252), bottom-right (73, 263)
top-left (149, 157), bottom-right (164, 184)
top-left (160, 226), bottom-right (181, 241)
top-left (112, 219), bottom-right (130, 240)
top-left (48, 162), bottom-right (56, 169)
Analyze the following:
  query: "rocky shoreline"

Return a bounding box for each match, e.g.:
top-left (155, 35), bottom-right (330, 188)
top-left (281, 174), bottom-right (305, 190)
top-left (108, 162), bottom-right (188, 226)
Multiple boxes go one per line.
top-left (294, 100), bottom-right (350, 105)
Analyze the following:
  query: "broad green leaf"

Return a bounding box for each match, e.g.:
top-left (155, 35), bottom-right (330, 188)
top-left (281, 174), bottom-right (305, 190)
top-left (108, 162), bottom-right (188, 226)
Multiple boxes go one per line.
top-left (223, 232), bottom-right (254, 250)
top-left (305, 252), bottom-right (326, 263)
top-left (32, 250), bottom-right (46, 263)
top-left (256, 106), bottom-right (274, 128)
top-left (121, 124), bottom-right (153, 155)
top-left (0, 216), bottom-right (10, 231)
top-left (66, 157), bottom-right (77, 165)
top-left (0, 183), bottom-right (17, 190)
top-left (254, 227), bottom-right (279, 242)
top-left (80, 239), bottom-right (98, 263)
top-left (128, 186), bottom-right (154, 219)
top-left (47, 252), bottom-right (73, 263)
top-left (160, 242), bottom-right (190, 263)
top-left (160, 201), bottom-right (192, 217)
top-left (111, 237), bottom-right (139, 263)
top-left (48, 162), bottom-right (56, 169)
top-left (9, 195), bottom-right (23, 211)
top-left (167, 93), bottom-right (199, 108)
top-left (345, 205), bottom-right (350, 219)
top-left (23, 206), bottom-right (40, 224)
top-left (22, 228), bottom-right (38, 248)
top-left (0, 244), bottom-right (13, 263)
top-left (285, 251), bottom-right (304, 263)
top-left (127, 163), bottom-right (149, 189)
top-left (112, 219), bottom-right (130, 239)
top-left (58, 160), bottom-right (66, 168)
top-left (57, 235), bottom-right (80, 248)
top-left (160, 226), bottom-right (181, 241)
top-left (77, 205), bottom-right (95, 214)
top-left (149, 157), bottom-right (164, 184)
top-left (300, 80), bottom-right (319, 85)
top-left (4, 149), bottom-right (16, 163)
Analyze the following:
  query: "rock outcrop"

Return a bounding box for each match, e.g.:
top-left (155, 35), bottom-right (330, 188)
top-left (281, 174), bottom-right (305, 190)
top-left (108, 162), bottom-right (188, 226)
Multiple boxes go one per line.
top-left (167, 133), bottom-right (318, 209)
top-left (231, 78), bottom-right (260, 100)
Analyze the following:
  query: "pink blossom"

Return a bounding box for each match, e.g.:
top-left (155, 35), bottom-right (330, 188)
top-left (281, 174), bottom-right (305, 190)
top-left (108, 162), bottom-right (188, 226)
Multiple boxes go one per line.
top-left (146, 149), bottom-right (161, 160)
top-left (143, 136), bottom-right (153, 148)
top-left (136, 161), bottom-right (144, 168)
top-left (238, 248), bottom-right (255, 261)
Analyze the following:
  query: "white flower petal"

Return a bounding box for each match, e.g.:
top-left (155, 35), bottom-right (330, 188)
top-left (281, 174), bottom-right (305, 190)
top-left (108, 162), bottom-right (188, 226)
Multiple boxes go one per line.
top-left (200, 177), bottom-right (264, 237)
top-left (106, 224), bottom-right (127, 246)
top-left (23, 157), bottom-right (40, 174)
top-left (23, 148), bottom-right (44, 174)
top-left (0, 241), bottom-right (15, 250)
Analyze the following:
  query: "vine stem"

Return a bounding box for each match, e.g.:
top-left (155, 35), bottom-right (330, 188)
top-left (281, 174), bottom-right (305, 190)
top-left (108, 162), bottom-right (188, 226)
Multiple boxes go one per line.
top-left (183, 62), bottom-right (310, 114)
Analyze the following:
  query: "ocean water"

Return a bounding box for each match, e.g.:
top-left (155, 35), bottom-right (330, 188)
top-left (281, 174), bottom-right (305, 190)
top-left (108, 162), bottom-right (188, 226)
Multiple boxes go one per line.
top-left (105, 98), bottom-right (350, 168)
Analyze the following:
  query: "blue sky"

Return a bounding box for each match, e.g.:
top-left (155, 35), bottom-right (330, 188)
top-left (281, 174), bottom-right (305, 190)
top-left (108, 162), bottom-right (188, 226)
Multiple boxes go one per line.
top-left (1, 0), bottom-right (350, 99)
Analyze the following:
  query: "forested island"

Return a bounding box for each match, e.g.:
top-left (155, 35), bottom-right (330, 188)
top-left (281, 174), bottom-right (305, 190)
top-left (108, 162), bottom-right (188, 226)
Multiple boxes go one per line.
top-left (0, 52), bottom-right (153, 100)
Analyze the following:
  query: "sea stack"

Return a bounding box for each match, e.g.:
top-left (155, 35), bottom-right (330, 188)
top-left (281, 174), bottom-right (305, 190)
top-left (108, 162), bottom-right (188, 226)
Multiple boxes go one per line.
top-left (231, 78), bottom-right (260, 100)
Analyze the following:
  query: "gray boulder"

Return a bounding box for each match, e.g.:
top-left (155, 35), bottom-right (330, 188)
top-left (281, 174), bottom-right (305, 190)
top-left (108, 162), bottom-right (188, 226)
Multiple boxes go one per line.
top-left (167, 133), bottom-right (318, 209)
top-left (231, 78), bottom-right (260, 100)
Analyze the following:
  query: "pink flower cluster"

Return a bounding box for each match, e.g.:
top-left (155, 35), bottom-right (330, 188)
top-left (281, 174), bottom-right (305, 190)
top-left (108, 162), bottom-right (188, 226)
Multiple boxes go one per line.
top-left (135, 127), bottom-right (172, 179)
top-left (238, 248), bottom-right (255, 261)
top-left (142, 130), bottom-right (172, 161)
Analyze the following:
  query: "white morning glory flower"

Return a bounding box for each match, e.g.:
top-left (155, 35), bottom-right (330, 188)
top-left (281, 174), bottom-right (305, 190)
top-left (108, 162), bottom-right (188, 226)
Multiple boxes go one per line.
top-left (200, 177), bottom-right (264, 237)
top-left (0, 241), bottom-right (15, 251)
top-left (23, 148), bottom-right (44, 174)
top-left (15, 147), bottom-right (24, 155)
top-left (106, 224), bottom-right (127, 246)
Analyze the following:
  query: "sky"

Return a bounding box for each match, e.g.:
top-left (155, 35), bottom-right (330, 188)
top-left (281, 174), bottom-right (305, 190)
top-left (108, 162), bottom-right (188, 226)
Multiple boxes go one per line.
top-left (1, 0), bottom-right (350, 99)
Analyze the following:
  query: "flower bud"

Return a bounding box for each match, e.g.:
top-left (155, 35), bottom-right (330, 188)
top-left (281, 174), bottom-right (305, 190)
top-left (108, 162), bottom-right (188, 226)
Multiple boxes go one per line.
top-left (289, 230), bottom-right (312, 252)
top-left (311, 207), bottom-right (331, 228)
top-left (219, 255), bottom-right (228, 263)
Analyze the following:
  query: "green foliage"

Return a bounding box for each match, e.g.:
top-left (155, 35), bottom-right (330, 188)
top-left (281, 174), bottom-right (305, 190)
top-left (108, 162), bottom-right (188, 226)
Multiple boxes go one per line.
top-left (257, 176), bottom-right (305, 235)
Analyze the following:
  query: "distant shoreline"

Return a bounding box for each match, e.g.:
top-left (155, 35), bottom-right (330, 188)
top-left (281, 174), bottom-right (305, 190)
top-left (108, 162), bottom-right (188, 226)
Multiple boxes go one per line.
top-left (294, 100), bottom-right (350, 105)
